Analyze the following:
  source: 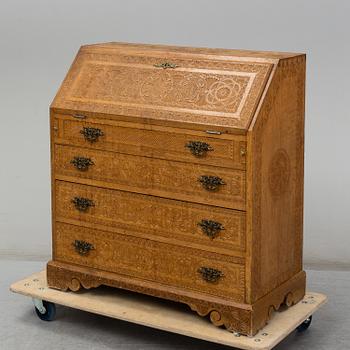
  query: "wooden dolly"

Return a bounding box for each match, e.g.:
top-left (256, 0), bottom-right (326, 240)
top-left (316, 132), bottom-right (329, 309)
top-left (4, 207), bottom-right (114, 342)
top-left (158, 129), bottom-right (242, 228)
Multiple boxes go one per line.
top-left (10, 271), bottom-right (327, 350)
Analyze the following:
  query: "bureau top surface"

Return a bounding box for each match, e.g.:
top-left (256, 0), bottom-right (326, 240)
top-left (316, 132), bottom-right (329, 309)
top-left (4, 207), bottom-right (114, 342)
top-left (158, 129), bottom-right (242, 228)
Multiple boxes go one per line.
top-left (51, 42), bottom-right (303, 131)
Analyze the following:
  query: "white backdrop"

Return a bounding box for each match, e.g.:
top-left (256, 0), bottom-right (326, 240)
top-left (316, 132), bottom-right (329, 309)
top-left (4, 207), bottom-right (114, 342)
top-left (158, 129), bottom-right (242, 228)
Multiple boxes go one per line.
top-left (0, 0), bottom-right (349, 267)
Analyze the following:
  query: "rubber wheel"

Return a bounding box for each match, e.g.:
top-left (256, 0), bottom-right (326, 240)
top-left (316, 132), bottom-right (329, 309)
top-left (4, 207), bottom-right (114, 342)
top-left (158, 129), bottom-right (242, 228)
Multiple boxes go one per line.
top-left (35, 301), bottom-right (56, 321)
top-left (296, 315), bottom-right (312, 332)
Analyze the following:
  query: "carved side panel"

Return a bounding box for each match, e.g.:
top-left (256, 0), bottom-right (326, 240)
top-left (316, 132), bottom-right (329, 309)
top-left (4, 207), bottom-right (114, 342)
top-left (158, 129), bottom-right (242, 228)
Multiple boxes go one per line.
top-left (247, 55), bottom-right (306, 302)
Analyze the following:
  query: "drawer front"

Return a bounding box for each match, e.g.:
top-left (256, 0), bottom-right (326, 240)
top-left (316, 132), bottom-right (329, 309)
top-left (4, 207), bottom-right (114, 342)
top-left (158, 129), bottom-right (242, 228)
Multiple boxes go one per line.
top-left (53, 115), bottom-right (246, 170)
top-left (55, 181), bottom-right (246, 255)
top-left (55, 145), bottom-right (246, 210)
top-left (54, 222), bottom-right (245, 301)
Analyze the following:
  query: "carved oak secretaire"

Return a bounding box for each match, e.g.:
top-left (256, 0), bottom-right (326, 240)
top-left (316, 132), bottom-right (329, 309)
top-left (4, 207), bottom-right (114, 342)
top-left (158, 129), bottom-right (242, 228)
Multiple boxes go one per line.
top-left (47, 42), bottom-right (306, 336)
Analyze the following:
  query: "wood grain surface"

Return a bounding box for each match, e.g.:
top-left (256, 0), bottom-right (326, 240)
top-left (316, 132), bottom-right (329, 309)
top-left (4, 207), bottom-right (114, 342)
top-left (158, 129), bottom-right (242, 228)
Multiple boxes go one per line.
top-left (47, 42), bottom-right (306, 336)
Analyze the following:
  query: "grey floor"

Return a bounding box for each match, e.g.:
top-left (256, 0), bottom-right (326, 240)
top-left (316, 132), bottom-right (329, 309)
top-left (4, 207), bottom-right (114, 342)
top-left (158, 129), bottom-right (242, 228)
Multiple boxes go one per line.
top-left (1, 260), bottom-right (349, 350)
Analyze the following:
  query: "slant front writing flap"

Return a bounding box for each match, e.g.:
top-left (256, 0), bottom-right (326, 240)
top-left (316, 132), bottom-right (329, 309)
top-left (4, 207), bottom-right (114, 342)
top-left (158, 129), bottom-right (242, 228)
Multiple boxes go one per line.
top-left (52, 44), bottom-right (273, 130)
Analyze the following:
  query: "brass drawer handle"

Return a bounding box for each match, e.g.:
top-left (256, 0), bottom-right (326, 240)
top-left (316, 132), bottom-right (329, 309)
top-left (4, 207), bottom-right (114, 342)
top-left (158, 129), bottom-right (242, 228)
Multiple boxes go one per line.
top-left (198, 267), bottom-right (224, 283)
top-left (70, 156), bottom-right (94, 171)
top-left (199, 175), bottom-right (225, 191)
top-left (72, 197), bottom-right (95, 212)
top-left (80, 127), bottom-right (104, 143)
top-left (198, 220), bottom-right (225, 239)
top-left (185, 141), bottom-right (213, 157)
top-left (73, 240), bottom-right (94, 256)
top-left (154, 62), bottom-right (178, 69)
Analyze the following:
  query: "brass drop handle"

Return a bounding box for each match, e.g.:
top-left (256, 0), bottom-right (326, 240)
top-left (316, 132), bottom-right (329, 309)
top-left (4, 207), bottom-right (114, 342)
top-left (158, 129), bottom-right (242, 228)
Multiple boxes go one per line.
top-left (198, 267), bottom-right (224, 283)
top-left (199, 175), bottom-right (225, 191)
top-left (70, 156), bottom-right (94, 171)
top-left (73, 240), bottom-right (94, 256)
top-left (154, 62), bottom-right (178, 69)
top-left (185, 141), bottom-right (213, 157)
top-left (198, 220), bottom-right (224, 239)
top-left (72, 197), bottom-right (95, 212)
top-left (80, 127), bottom-right (104, 143)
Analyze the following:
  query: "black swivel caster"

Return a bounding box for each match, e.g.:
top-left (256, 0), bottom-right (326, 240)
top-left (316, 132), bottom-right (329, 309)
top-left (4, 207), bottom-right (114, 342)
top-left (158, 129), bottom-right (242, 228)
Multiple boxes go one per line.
top-left (33, 299), bottom-right (56, 321)
top-left (296, 315), bottom-right (312, 332)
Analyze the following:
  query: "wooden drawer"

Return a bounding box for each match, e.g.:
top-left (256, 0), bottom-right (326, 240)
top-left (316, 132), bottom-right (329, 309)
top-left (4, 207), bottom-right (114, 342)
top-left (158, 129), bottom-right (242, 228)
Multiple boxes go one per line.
top-left (53, 115), bottom-right (247, 170)
top-left (55, 181), bottom-right (246, 256)
top-left (54, 145), bottom-right (246, 210)
top-left (54, 222), bottom-right (245, 302)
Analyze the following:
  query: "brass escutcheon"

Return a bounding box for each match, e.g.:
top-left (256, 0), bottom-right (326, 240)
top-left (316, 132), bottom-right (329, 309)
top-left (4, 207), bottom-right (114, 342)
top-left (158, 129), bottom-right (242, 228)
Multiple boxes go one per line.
top-left (154, 62), bottom-right (178, 69)
top-left (72, 240), bottom-right (94, 256)
top-left (199, 175), bottom-right (225, 191)
top-left (70, 156), bottom-right (94, 171)
top-left (71, 197), bottom-right (95, 212)
top-left (80, 127), bottom-right (104, 143)
top-left (198, 220), bottom-right (225, 239)
top-left (198, 267), bottom-right (224, 283)
top-left (185, 141), bottom-right (213, 157)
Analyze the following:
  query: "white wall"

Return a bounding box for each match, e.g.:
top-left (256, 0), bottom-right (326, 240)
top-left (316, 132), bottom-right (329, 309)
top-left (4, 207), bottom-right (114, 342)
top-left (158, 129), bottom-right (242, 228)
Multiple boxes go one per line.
top-left (0, 0), bottom-right (349, 266)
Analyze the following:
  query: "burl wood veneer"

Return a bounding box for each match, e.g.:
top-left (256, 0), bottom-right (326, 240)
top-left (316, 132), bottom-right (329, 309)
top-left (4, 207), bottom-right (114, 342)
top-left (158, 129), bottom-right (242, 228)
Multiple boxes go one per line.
top-left (47, 42), bottom-right (306, 336)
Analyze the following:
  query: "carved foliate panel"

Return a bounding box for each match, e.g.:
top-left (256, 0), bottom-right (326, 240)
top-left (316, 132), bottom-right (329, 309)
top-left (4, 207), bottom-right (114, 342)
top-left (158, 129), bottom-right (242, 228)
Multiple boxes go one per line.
top-left (54, 144), bottom-right (246, 210)
top-left (56, 116), bottom-right (246, 170)
top-left (54, 222), bottom-right (245, 301)
top-left (55, 181), bottom-right (246, 254)
top-left (52, 47), bottom-right (272, 129)
top-left (73, 64), bottom-right (250, 113)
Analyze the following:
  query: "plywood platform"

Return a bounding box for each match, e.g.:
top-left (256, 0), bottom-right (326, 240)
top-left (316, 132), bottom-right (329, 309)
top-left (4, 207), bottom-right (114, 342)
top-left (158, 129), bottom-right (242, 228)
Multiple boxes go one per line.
top-left (10, 271), bottom-right (327, 350)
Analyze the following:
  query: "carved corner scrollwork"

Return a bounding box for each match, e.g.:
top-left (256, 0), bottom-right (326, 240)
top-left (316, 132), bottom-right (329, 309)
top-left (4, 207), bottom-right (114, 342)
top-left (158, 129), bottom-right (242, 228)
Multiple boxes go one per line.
top-left (187, 302), bottom-right (251, 334)
top-left (67, 277), bottom-right (101, 291)
top-left (209, 310), bottom-right (225, 327)
top-left (47, 263), bottom-right (102, 292)
top-left (187, 279), bottom-right (304, 334)
top-left (48, 275), bottom-right (101, 292)
top-left (265, 289), bottom-right (303, 324)
top-left (46, 261), bottom-right (305, 336)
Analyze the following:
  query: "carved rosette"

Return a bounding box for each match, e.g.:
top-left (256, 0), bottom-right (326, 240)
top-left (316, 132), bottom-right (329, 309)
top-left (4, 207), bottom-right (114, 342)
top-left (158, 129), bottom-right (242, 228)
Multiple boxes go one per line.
top-left (268, 148), bottom-right (291, 197)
